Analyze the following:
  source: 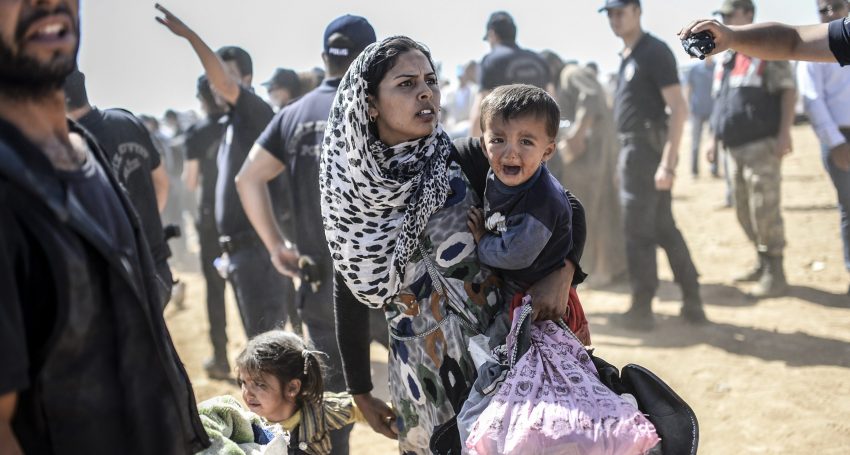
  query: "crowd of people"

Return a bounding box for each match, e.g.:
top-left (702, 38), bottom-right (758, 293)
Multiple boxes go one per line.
top-left (2, 0), bottom-right (849, 453)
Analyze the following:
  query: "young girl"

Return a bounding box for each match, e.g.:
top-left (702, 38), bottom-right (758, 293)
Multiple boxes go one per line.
top-left (197, 330), bottom-right (367, 455)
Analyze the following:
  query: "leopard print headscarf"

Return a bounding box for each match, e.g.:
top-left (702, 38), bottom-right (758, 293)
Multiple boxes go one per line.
top-left (320, 37), bottom-right (452, 308)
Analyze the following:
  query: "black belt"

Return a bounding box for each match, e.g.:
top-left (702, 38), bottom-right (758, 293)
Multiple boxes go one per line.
top-left (618, 126), bottom-right (668, 151)
top-left (218, 230), bottom-right (263, 254)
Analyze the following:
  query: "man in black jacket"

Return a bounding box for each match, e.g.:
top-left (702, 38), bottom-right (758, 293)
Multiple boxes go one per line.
top-left (0, 0), bottom-right (208, 453)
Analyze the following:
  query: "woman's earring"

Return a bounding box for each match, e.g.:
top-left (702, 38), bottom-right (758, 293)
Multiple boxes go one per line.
top-left (369, 114), bottom-right (376, 123)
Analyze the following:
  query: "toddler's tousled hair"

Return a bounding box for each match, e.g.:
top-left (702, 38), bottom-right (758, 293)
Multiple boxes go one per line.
top-left (479, 84), bottom-right (560, 140)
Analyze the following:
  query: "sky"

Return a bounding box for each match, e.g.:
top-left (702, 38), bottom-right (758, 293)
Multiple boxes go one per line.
top-left (78, 0), bottom-right (822, 116)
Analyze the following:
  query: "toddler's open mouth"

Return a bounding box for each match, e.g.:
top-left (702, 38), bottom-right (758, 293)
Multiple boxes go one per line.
top-left (502, 165), bottom-right (521, 176)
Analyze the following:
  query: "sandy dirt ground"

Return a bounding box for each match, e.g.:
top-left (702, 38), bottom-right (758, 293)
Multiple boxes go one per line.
top-left (165, 123), bottom-right (850, 454)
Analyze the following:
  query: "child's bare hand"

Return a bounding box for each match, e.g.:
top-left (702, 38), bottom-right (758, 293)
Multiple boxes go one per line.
top-left (467, 207), bottom-right (486, 243)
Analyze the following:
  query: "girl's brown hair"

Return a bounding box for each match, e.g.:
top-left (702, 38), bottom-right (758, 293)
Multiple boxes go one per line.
top-left (236, 330), bottom-right (325, 404)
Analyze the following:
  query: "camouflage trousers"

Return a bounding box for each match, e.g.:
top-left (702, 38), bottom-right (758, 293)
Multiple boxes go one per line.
top-left (726, 137), bottom-right (786, 255)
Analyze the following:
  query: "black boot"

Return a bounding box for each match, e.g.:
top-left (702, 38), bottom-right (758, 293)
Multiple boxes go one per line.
top-left (680, 286), bottom-right (708, 324)
top-left (204, 355), bottom-right (231, 380)
top-left (734, 252), bottom-right (766, 283)
top-left (611, 301), bottom-right (656, 331)
top-left (750, 254), bottom-right (788, 298)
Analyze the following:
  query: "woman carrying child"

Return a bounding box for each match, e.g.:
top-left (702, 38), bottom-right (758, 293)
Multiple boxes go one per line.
top-left (319, 36), bottom-right (588, 453)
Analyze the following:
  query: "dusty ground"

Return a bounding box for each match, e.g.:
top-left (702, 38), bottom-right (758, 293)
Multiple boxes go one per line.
top-left (165, 123), bottom-right (850, 454)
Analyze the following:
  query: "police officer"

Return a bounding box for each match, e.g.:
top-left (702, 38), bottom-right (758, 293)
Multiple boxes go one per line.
top-left (157, 4), bottom-right (294, 339)
top-left (601, 0), bottom-right (707, 330)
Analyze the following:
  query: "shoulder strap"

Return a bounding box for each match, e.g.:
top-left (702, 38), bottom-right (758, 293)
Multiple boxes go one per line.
top-left (450, 137), bottom-right (489, 200)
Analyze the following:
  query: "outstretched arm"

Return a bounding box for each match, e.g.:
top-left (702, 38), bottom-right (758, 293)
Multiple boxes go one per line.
top-left (236, 145), bottom-right (299, 277)
top-left (678, 19), bottom-right (834, 63)
top-left (155, 4), bottom-right (240, 104)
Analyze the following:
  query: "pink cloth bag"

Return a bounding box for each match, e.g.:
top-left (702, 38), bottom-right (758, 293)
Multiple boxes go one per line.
top-left (466, 303), bottom-right (660, 455)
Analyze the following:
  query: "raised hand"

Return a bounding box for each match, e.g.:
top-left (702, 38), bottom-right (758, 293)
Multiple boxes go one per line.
top-left (155, 3), bottom-right (194, 39)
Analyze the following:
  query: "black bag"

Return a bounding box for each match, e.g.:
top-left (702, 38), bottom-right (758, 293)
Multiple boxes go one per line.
top-left (592, 356), bottom-right (700, 455)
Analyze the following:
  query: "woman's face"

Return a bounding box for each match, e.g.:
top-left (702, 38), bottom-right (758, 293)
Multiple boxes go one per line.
top-left (368, 50), bottom-right (441, 146)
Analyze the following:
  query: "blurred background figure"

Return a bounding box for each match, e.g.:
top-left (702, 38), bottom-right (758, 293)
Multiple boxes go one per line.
top-left (140, 112), bottom-right (192, 274)
top-left (262, 67), bottom-right (303, 110)
top-left (298, 67), bottom-right (325, 94)
top-left (182, 75), bottom-right (231, 378)
top-left (798, 0), bottom-right (850, 295)
top-left (470, 11), bottom-right (550, 135)
top-left (539, 49), bottom-right (567, 96)
top-left (442, 60), bottom-right (478, 137)
top-left (684, 56), bottom-right (717, 178)
top-left (553, 63), bottom-right (628, 286)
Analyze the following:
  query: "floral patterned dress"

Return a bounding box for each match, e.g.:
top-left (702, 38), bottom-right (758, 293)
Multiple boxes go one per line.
top-left (384, 160), bottom-right (504, 454)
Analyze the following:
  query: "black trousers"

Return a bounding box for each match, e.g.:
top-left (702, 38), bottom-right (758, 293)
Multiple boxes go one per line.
top-left (618, 134), bottom-right (700, 309)
top-left (198, 216), bottom-right (228, 362)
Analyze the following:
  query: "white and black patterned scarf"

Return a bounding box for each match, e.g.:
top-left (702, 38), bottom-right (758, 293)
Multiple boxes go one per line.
top-left (320, 38), bottom-right (452, 308)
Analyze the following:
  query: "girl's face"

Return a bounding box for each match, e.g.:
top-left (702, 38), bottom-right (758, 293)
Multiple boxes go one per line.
top-left (368, 50), bottom-right (441, 146)
top-left (239, 370), bottom-right (298, 422)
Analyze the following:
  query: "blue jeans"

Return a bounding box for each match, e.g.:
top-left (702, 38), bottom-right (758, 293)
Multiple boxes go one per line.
top-left (823, 146), bottom-right (850, 272)
top-left (619, 134), bottom-right (701, 309)
top-left (690, 114), bottom-right (718, 176)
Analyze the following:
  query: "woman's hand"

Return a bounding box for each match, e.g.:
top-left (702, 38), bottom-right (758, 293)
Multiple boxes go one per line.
top-left (353, 393), bottom-right (399, 440)
top-left (467, 207), bottom-right (486, 244)
top-left (527, 260), bottom-right (576, 321)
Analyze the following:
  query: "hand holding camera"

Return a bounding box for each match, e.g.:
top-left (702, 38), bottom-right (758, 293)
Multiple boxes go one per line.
top-left (682, 31), bottom-right (716, 60)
